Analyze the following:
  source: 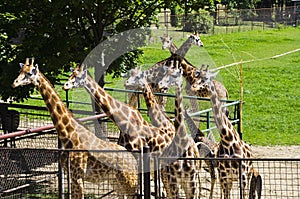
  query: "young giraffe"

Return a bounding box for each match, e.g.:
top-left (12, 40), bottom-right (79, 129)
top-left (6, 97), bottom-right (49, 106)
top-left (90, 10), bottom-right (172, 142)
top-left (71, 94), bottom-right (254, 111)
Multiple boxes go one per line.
top-left (125, 33), bottom-right (203, 108)
top-left (160, 35), bottom-right (178, 54)
top-left (125, 64), bottom-right (203, 198)
top-left (191, 66), bottom-right (261, 199)
top-left (159, 65), bottom-right (201, 199)
top-left (157, 64), bottom-right (218, 199)
top-left (12, 58), bottom-right (138, 199)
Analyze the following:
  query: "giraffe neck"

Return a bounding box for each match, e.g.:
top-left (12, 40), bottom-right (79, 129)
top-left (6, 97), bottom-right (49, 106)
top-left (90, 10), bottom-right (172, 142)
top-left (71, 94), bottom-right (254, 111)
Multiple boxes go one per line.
top-left (142, 81), bottom-right (174, 129)
top-left (165, 80), bottom-right (190, 157)
top-left (84, 75), bottom-right (149, 129)
top-left (37, 73), bottom-right (80, 148)
top-left (169, 42), bottom-right (178, 54)
top-left (175, 38), bottom-right (193, 57)
top-left (209, 81), bottom-right (240, 143)
top-left (179, 58), bottom-right (197, 84)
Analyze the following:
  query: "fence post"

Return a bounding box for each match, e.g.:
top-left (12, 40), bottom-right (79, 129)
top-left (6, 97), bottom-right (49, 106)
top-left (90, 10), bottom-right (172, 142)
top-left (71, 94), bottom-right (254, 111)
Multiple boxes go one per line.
top-left (239, 159), bottom-right (243, 199)
top-left (58, 148), bottom-right (65, 199)
top-left (143, 146), bottom-right (151, 199)
top-left (206, 111), bottom-right (210, 131)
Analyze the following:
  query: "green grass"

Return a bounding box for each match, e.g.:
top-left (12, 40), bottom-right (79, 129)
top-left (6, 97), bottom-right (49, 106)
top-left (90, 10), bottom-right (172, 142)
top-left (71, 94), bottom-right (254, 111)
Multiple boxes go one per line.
top-left (136, 27), bottom-right (300, 146)
top-left (195, 27), bottom-right (300, 145)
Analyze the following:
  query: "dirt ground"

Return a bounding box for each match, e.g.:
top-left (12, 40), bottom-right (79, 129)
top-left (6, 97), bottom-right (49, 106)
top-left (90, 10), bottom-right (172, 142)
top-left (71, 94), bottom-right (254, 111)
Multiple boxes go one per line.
top-left (251, 145), bottom-right (300, 158)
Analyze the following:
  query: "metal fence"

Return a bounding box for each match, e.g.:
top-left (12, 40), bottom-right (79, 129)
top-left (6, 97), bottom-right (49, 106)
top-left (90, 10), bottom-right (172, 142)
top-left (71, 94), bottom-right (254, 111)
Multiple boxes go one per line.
top-left (158, 6), bottom-right (299, 35)
top-left (1, 147), bottom-right (300, 198)
top-left (1, 88), bottom-right (299, 198)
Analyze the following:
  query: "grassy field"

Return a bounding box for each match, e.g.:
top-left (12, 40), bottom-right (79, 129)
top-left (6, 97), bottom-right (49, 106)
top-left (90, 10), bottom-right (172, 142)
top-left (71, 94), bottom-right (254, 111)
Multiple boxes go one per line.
top-left (15, 27), bottom-right (300, 146)
top-left (149, 27), bottom-right (300, 146)
top-left (127, 27), bottom-right (300, 146)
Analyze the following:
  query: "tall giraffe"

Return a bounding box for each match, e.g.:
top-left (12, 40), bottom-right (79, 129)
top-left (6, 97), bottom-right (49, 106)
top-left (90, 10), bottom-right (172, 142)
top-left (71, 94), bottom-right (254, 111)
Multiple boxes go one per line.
top-left (12, 58), bottom-right (138, 199)
top-left (125, 63), bottom-right (203, 198)
top-left (160, 35), bottom-right (177, 54)
top-left (160, 65), bottom-right (201, 199)
top-left (125, 33), bottom-right (203, 108)
top-left (191, 66), bottom-right (261, 199)
top-left (157, 63), bottom-right (218, 199)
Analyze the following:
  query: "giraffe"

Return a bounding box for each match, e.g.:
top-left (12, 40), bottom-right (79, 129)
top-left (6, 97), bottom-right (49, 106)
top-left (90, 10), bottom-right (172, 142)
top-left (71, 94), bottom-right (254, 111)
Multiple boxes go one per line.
top-left (157, 63), bottom-right (218, 199)
top-left (12, 58), bottom-right (138, 199)
top-left (125, 33), bottom-right (203, 109)
top-left (63, 65), bottom-right (175, 155)
top-left (160, 35), bottom-right (178, 54)
top-left (190, 65), bottom-right (261, 199)
top-left (159, 66), bottom-right (201, 199)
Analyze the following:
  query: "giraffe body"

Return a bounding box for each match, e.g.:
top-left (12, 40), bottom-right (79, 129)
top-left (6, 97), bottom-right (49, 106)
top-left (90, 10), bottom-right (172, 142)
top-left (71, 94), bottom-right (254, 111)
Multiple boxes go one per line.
top-left (191, 66), bottom-right (259, 199)
top-left (13, 58), bottom-right (138, 199)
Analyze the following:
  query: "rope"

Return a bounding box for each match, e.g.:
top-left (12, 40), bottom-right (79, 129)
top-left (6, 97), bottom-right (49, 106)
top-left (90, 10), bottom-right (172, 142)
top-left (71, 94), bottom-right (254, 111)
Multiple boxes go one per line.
top-left (211, 48), bottom-right (300, 71)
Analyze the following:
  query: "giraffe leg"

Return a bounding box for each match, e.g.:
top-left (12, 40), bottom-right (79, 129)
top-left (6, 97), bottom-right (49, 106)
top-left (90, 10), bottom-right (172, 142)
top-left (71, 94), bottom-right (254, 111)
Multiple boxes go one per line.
top-left (161, 167), bottom-right (180, 198)
top-left (181, 169), bottom-right (200, 199)
top-left (71, 177), bottom-right (84, 199)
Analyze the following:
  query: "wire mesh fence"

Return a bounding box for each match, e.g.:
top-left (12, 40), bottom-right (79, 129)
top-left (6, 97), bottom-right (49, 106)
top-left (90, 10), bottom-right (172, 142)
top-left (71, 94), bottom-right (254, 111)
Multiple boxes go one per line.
top-left (157, 6), bottom-right (299, 35)
top-left (1, 147), bottom-right (300, 198)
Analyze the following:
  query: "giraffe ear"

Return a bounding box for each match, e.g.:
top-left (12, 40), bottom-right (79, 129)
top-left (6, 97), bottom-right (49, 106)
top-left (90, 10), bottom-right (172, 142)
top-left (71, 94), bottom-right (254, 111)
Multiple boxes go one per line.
top-left (19, 63), bottom-right (24, 69)
top-left (70, 67), bottom-right (74, 72)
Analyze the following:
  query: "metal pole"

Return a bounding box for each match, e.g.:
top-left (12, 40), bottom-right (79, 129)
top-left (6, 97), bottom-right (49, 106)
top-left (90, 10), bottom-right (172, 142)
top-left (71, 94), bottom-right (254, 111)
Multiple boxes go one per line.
top-left (143, 146), bottom-right (151, 199)
top-left (239, 63), bottom-right (243, 139)
top-left (67, 151), bottom-right (71, 199)
top-left (58, 142), bottom-right (65, 199)
top-left (239, 159), bottom-right (243, 199)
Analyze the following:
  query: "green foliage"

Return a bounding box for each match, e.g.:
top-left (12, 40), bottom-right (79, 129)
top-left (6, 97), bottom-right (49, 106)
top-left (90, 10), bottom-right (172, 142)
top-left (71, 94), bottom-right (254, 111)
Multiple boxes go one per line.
top-left (0, 0), bottom-right (166, 101)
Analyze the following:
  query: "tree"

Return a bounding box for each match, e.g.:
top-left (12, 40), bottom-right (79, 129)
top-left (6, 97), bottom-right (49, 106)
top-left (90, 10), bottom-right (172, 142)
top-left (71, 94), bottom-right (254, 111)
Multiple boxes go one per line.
top-left (0, 0), bottom-right (165, 101)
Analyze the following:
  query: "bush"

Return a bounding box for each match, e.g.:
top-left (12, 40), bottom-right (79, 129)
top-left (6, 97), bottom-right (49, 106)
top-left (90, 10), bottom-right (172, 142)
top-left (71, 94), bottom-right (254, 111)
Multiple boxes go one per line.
top-left (182, 11), bottom-right (214, 33)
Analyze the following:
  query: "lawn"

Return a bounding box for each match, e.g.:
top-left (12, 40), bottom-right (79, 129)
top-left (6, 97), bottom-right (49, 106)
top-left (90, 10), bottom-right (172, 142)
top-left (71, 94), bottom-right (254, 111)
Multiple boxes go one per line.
top-left (136, 27), bottom-right (300, 146)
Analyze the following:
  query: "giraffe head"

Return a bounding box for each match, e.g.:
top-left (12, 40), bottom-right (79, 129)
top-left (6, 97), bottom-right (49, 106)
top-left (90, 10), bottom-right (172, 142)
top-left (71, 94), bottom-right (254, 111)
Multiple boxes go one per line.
top-left (187, 33), bottom-right (204, 47)
top-left (190, 65), bottom-right (219, 94)
top-left (124, 67), bottom-right (146, 90)
top-left (12, 58), bottom-right (40, 88)
top-left (160, 35), bottom-right (173, 50)
top-left (63, 64), bottom-right (87, 90)
top-left (157, 65), bottom-right (182, 90)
